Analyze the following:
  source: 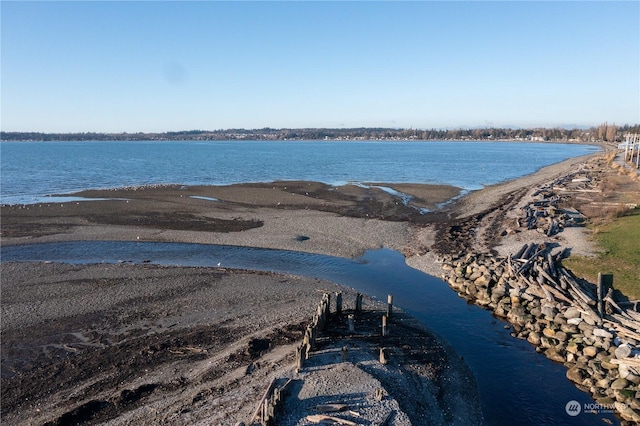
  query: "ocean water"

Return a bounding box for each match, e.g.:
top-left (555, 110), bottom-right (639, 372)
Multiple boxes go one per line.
top-left (0, 140), bottom-right (599, 204)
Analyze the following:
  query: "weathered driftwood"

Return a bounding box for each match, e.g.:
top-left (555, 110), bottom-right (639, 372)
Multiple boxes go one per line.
top-left (535, 277), bottom-right (555, 302)
top-left (540, 282), bottom-right (573, 305)
top-left (519, 275), bottom-right (547, 300)
top-left (610, 325), bottom-right (640, 342)
top-left (521, 243), bottom-right (538, 261)
top-left (604, 289), bottom-right (633, 320)
top-left (378, 410), bottom-right (394, 426)
top-left (512, 244), bottom-right (528, 260)
top-left (611, 314), bottom-right (640, 334)
top-left (315, 404), bottom-right (349, 413)
top-left (535, 264), bottom-right (560, 289)
top-left (517, 245), bottom-right (548, 275)
top-left (251, 377), bottom-right (277, 423)
top-left (625, 309), bottom-right (640, 322)
top-left (546, 252), bottom-right (558, 278)
top-left (305, 414), bottom-right (358, 425)
top-left (560, 270), bottom-right (596, 306)
top-left (611, 358), bottom-right (640, 368)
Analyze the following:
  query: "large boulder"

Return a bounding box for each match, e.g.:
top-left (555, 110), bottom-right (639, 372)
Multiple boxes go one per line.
top-left (545, 348), bottom-right (565, 363)
top-left (541, 304), bottom-right (557, 319)
top-left (615, 344), bottom-right (633, 359)
top-left (592, 328), bottom-right (614, 339)
top-left (566, 366), bottom-right (587, 384)
top-left (507, 305), bottom-right (531, 326)
top-left (527, 332), bottom-right (541, 346)
top-left (611, 377), bottom-right (630, 390)
top-left (563, 306), bottom-right (581, 319)
top-left (554, 330), bottom-right (568, 342)
top-left (582, 346), bottom-right (598, 358)
top-left (566, 342), bottom-right (580, 354)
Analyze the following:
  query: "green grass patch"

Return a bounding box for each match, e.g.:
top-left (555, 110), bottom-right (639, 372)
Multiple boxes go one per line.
top-left (562, 209), bottom-right (640, 300)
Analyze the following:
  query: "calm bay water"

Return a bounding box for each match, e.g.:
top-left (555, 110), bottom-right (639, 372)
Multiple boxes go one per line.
top-left (0, 140), bottom-right (599, 204)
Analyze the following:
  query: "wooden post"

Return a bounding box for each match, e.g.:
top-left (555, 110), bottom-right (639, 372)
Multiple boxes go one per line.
top-left (379, 347), bottom-right (387, 365)
top-left (355, 293), bottom-right (363, 314)
top-left (386, 294), bottom-right (393, 319)
top-left (335, 292), bottom-right (343, 315)
top-left (324, 293), bottom-right (331, 322)
top-left (382, 315), bottom-right (388, 337)
top-left (262, 398), bottom-right (270, 425)
top-left (341, 345), bottom-right (348, 361)
top-left (296, 344), bottom-right (305, 370)
top-left (348, 314), bottom-right (355, 333)
top-left (597, 272), bottom-right (604, 318)
top-left (598, 273), bottom-right (614, 318)
top-left (317, 304), bottom-right (325, 330)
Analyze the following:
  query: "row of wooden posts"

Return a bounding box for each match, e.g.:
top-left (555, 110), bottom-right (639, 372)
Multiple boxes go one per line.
top-left (295, 292), bottom-right (394, 369)
top-left (252, 292), bottom-right (395, 425)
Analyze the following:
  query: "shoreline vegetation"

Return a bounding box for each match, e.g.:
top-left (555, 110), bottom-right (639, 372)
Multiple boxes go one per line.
top-left (2, 145), bottom-right (640, 424)
top-left (2, 122), bottom-right (638, 143)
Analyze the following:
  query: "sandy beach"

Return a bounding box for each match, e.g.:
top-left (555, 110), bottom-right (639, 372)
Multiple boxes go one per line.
top-left (4, 147), bottom-right (636, 425)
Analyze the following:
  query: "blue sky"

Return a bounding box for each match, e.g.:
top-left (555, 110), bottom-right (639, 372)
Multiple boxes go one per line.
top-left (1, 1), bottom-right (639, 132)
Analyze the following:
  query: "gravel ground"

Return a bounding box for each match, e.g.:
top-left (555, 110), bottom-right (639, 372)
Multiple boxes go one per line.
top-left (1, 262), bottom-right (482, 425)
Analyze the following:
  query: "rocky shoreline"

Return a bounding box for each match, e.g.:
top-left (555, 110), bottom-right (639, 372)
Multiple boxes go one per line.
top-left (432, 153), bottom-right (640, 423)
top-left (440, 249), bottom-right (640, 423)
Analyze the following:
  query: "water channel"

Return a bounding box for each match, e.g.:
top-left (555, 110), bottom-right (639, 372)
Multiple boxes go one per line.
top-left (1, 241), bottom-right (619, 425)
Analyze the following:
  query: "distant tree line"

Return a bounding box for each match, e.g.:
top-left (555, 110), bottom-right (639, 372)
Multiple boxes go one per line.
top-left (2, 123), bottom-right (639, 142)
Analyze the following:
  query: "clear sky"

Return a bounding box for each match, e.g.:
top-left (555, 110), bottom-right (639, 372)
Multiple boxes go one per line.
top-left (1, 1), bottom-right (639, 133)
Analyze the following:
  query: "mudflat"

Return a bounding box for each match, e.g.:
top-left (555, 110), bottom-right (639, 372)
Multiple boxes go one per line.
top-left (2, 180), bottom-right (484, 425)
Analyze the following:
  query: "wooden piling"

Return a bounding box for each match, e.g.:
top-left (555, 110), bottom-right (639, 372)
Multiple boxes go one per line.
top-left (386, 294), bottom-right (393, 318)
top-left (598, 273), bottom-right (614, 319)
top-left (355, 293), bottom-right (363, 314)
top-left (379, 347), bottom-right (387, 365)
top-left (335, 292), bottom-right (343, 315)
top-left (382, 315), bottom-right (388, 337)
top-left (296, 344), bottom-right (305, 370)
top-left (348, 314), bottom-right (355, 333)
